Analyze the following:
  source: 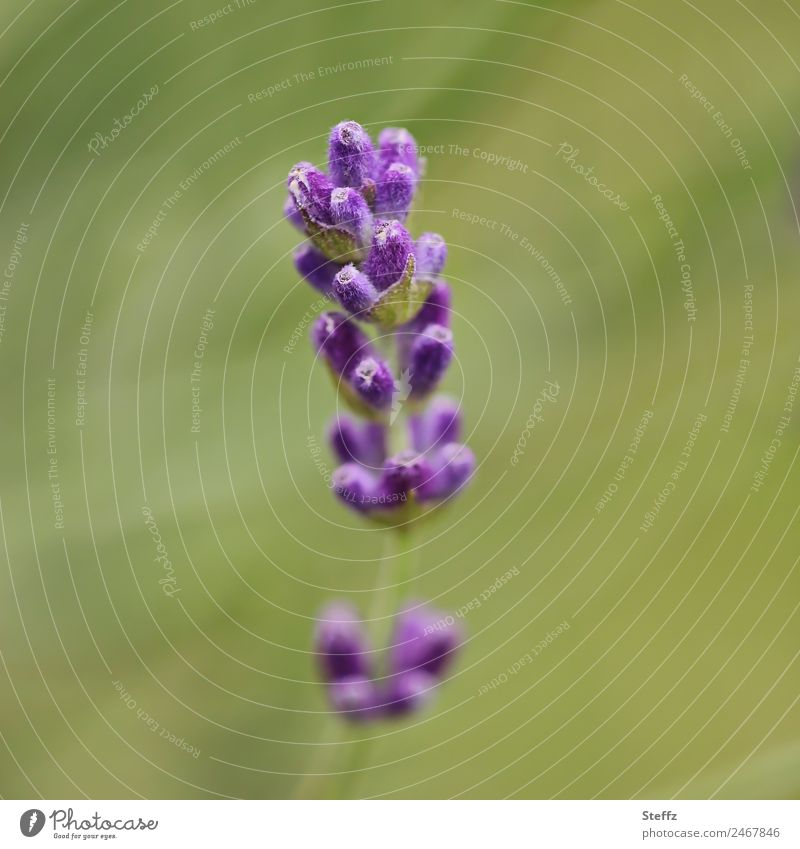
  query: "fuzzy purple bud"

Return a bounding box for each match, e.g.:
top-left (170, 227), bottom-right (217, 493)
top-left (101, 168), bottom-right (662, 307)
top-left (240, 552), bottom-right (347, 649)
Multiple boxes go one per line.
top-left (380, 450), bottom-right (433, 499)
top-left (293, 245), bottom-right (340, 294)
top-left (390, 604), bottom-right (462, 678)
top-left (328, 675), bottom-right (381, 721)
top-left (288, 162), bottom-right (334, 225)
top-left (328, 121), bottom-right (376, 188)
top-left (363, 219), bottom-right (414, 290)
top-left (415, 232), bottom-right (447, 276)
top-left (328, 416), bottom-right (387, 468)
top-left (311, 311), bottom-right (370, 374)
top-left (378, 127), bottom-right (419, 177)
top-left (415, 442), bottom-right (475, 502)
top-left (284, 194), bottom-right (305, 231)
top-left (407, 323), bottom-right (454, 399)
top-left (375, 163), bottom-right (415, 221)
top-left (333, 264), bottom-right (379, 316)
top-left (409, 396), bottom-right (462, 452)
top-left (329, 186), bottom-right (373, 248)
top-left (410, 280), bottom-right (451, 330)
top-left (382, 670), bottom-right (437, 717)
top-left (316, 602), bottom-right (372, 681)
top-left (332, 463), bottom-right (377, 512)
top-left (348, 355), bottom-right (395, 411)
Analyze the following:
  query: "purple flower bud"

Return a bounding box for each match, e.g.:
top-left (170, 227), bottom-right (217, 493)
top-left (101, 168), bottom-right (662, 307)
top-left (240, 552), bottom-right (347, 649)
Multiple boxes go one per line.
top-left (415, 442), bottom-right (475, 502)
top-left (409, 395), bottom-right (462, 452)
top-left (410, 280), bottom-right (451, 330)
top-left (390, 604), bottom-right (462, 678)
top-left (288, 162), bottom-right (334, 225)
top-left (284, 194), bottom-right (305, 231)
top-left (293, 244), bottom-right (340, 294)
top-left (375, 163), bottom-right (415, 221)
top-left (407, 323), bottom-right (454, 399)
top-left (328, 416), bottom-right (387, 468)
top-left (380, 450), bottom-right (433, 499)
top-left (378, 127), bottom-right (419, 177)
top-left (329, 187), bottom-right (373, 248)
top-left (332, 264), bottom-right (379, 317)
top-left (415, 232), bottom-right (447, 276)
top-left (316, 602), bottom-right (372, 681)
top-left (328, 675), bottom-right (381, 721)
top-left (311, 311), bottom-right (370, 373)
top-left (348, 355), bottom-right (395, 411)
top-left (363, 220), bottom-right (414, 290)
top-left (328, 121), bottom-right (376, 188)
top-left (382, 669), bottom-right (437, 717)
top-left (331, 463), bottom-right (377, 512)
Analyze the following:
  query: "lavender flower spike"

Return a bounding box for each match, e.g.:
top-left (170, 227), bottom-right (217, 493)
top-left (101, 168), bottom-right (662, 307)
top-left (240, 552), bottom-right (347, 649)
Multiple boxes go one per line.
top-left (363, 219), bottom-right (414, 290)
top-left (333, 264), bottom-right (379, 317)
top-left (407, 323), bottom-right (454, 399)
top-left (328, 120), bottom-right (376, 188)
top-left (288, 122), bottom-right (476, 728)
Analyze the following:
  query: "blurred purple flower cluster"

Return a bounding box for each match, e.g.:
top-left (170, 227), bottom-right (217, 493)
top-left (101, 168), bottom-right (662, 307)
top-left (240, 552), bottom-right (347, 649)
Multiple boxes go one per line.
top-left (285, 121), bottom-right (475, 721)
top-left (315, 601), bottom-right (462, 722)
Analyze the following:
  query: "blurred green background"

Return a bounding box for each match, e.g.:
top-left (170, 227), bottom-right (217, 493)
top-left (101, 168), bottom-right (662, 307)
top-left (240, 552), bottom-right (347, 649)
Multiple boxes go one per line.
top-left (0, 0), bottom-right (798, 799)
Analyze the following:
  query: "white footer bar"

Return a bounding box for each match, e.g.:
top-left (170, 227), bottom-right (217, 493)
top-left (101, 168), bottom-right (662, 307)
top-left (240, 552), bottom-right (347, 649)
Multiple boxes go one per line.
top-left (2, 800), bottom-right (797, 847)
